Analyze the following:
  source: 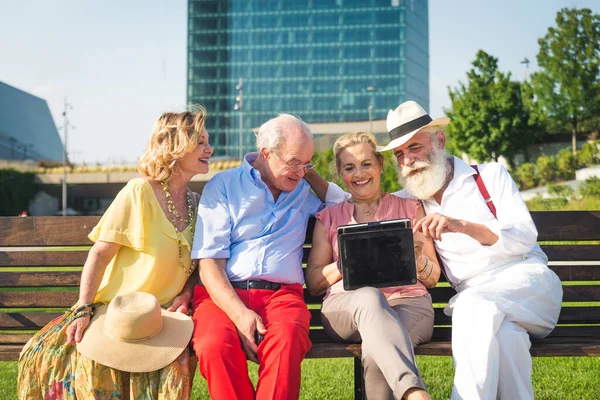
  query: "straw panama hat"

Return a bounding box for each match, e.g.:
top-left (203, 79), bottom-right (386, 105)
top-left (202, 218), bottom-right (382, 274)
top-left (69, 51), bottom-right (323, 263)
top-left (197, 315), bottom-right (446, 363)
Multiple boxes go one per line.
top-left (76, 292), bottom-right (193, 373)
top-left (379, 100), bottom-right (450, 152)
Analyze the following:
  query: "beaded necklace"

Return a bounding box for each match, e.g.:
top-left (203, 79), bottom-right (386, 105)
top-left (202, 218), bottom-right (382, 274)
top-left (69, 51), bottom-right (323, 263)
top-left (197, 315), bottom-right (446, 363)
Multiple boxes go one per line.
top-left (160, 181), bottom-right (194, 224)
top-left (159, 180), bottom-right (196, 277)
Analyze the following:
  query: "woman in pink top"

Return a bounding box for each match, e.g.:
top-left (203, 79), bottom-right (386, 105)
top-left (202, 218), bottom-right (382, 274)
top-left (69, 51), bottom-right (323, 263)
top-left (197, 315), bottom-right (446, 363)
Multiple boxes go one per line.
top-left (306, 132), bottom-right (440, 400)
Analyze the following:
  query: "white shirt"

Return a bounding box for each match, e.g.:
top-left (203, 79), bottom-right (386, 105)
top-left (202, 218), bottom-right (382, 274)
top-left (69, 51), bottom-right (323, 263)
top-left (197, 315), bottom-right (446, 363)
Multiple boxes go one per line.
top-left (325, 156), bottom-right (547, 287)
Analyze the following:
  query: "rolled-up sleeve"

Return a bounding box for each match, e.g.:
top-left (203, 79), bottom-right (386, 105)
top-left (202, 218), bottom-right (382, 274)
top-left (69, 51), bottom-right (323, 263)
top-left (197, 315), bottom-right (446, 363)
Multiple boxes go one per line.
top-left (485, 164), bottom-right (538, 255)
top-left (191, 176), bottom-right (233, 259)
top-left (325, 182), bottom-right (350, 205)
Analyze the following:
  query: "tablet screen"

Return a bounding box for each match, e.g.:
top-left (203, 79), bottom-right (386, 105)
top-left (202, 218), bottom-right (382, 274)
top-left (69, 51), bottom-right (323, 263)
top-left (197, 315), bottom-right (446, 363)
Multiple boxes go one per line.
top-left (337, 219), bottom-right (417, 290)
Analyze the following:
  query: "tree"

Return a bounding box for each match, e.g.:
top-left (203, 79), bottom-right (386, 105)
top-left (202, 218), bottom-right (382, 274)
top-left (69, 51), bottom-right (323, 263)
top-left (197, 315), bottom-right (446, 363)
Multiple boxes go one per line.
top-left (532, 8), bottom-right (600, 155)
top-left (0, 169), bottom-right (38, 216)
top-left (445, 50), bottom-right (542, 167)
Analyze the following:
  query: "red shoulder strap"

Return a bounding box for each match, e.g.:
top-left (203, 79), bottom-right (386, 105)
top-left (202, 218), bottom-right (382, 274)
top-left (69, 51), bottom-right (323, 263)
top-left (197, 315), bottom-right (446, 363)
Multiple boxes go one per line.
top-left (471, 165), bottom-right (497, 219)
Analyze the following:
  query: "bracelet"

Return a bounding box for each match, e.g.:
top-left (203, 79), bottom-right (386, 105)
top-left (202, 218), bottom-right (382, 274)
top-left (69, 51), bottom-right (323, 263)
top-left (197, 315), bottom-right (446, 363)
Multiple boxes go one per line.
top-left (418, 261), bottom-right (434, 281)
top-left (71, 310), bottom-right (94, 322)
top-left (73, 302), bottom-right (99, 315)
top-left (417, 256), bottom-right (430, 274)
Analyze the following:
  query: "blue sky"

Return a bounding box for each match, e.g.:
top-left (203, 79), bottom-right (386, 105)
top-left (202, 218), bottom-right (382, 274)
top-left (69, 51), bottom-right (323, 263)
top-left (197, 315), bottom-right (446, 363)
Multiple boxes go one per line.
top-left (1, 0), bottom-right (598, 164)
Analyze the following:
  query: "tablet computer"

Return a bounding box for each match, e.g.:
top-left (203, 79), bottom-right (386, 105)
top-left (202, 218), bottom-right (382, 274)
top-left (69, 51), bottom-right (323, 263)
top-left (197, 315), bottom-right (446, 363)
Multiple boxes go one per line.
top-left (337, 218), bottom-right (417, 291)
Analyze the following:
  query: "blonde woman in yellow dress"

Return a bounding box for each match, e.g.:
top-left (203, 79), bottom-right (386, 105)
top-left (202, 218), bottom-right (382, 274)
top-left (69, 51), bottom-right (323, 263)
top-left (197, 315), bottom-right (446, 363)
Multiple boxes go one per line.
top-left (18, 107), bottom-right (213, 399)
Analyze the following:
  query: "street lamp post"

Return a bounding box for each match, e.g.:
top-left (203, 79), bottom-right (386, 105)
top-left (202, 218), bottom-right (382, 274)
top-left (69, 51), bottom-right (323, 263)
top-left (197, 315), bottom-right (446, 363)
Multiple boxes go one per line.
top-left (520, 57), bottom-right (530, 81)
top-left (366, 86), bottom-right (376, 133)
top-left (234, 77), bottom-right (244, 161)
top-left (61, 98), bottom-right (73, 216)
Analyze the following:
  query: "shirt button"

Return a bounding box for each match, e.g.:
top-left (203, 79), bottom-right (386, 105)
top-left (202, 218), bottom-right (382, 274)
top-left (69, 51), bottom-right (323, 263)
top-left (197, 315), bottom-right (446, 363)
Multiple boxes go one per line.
top-left (523, 254), bottom-right (528, 259)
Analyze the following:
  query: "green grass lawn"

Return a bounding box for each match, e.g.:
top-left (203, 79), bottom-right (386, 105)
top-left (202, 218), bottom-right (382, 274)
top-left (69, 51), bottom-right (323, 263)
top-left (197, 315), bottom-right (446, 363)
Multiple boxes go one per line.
top-left (4, 356), bottom-right (599, 399)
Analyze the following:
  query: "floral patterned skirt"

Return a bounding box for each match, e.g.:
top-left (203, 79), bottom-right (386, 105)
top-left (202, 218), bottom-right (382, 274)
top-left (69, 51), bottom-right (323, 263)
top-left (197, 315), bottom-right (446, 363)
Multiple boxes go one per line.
top-left (17, 306), bottom-right (191, 400)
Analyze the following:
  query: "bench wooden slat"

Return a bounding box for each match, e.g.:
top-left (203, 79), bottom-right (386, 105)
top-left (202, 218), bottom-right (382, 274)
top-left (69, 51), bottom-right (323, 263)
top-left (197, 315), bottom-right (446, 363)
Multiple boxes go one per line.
top-left (9, 264), bottom-right (598, 289)
top-left (0, 291), bottom-right (78, 307)
top-left (549, 265), bottom-right (600, 281)
top-left (0, 312), bottom-right (63, 329)
top-left (430, 306), bottom-right (600, 325)
top-left (306, 285), bottom-right (600, 305)
top-left (542, 245), bottom-right (600, 261)
top-left (302, 211), bottom-right (600, 243)
top-left (5, 305), bottom-right (597, 332)
top-left (529, 339), bottom-right (600, 357)
top-left (0, 345), bottom-right (26, 362)
top-left (0, 251), bottom-right (88, 267)
top-left (310, 325), bottom-right (600, 344)
top-left (307, 338), bottom-right (600, 358)
top-left (427, 285), bottom-right (600, 303)
top-left (306, 245), bottom-right (600, 264)
top-left (0, 272), bottom-right (81, 287)
top-left (309, 306), bottom-right (600, 327)
top-left (3, 286), bottom-right (560, 310)
top-left (1, 337), bottom-right (597, 362)
top-left (532, 211), bottom-right (600, 241)
top-left (0, 333), bottom-right (33, 345)
top-left (0, 216), bottom-right (99, 247)
top-left (560, 285), bottom-right (600, 302)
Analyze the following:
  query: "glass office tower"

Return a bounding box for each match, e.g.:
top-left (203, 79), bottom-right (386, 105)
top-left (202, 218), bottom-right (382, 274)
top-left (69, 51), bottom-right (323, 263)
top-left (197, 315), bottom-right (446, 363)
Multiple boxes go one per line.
top-left (187, 0), bottom-right (429, 157)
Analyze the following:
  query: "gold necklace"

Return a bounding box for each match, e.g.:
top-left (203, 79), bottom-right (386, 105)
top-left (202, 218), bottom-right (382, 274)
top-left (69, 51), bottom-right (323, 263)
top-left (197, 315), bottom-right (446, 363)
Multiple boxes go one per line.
top-left (356, 200), bottom-right (379, 217)
top-left (159, 180), bottom-right (196, 277)
top-left (160, 181), bottom-right (194, 224)
top-left (364, 202), bottom-right (378, 216)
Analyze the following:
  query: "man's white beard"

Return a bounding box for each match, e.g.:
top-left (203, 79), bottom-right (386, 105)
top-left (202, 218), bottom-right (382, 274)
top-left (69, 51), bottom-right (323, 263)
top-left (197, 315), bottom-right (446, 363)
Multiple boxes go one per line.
top-left (398, 147), bottom-right (449, 200)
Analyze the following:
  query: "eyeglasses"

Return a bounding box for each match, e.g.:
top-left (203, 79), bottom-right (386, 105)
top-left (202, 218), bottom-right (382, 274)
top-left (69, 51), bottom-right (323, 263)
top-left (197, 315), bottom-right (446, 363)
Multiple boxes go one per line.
top-left (272, 152), bottom-right (315, 173)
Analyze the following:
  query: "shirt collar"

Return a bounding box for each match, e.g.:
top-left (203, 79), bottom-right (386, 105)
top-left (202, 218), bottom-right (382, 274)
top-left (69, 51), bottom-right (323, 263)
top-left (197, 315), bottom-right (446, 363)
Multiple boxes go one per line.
top-left (242, 152), bottom-right (262, 184)
top-left (445, 156), bottom-right (477, 195)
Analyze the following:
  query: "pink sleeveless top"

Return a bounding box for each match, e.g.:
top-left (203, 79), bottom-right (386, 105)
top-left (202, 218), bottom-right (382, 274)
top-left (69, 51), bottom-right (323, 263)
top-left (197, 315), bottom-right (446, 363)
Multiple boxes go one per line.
top-left (315, 193), bottom-right (428, 300)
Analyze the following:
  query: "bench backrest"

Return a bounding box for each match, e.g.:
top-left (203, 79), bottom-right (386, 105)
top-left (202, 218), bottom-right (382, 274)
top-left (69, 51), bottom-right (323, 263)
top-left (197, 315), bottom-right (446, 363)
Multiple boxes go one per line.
top-left (1, 211), bottom-right (599, 358)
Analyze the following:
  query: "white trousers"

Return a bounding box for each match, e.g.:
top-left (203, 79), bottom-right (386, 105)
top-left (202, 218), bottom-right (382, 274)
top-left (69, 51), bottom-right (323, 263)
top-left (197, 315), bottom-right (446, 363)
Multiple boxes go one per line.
top-left (445, 259), bottom-right (563, 400)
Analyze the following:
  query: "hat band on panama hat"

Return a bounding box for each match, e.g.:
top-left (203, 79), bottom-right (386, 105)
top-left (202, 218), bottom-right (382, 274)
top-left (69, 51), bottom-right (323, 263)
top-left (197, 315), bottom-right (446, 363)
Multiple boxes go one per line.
top-left (105, 323), bottom-right (163, 343)
top-left (389, 114), bottom-right (432, 140)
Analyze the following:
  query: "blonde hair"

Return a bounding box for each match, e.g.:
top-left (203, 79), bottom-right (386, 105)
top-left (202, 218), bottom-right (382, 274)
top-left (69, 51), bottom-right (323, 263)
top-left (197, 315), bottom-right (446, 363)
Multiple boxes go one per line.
top-left (137, 106), bottom-right (207, 181)
top-left (333, 131), bottom-right (384, 171)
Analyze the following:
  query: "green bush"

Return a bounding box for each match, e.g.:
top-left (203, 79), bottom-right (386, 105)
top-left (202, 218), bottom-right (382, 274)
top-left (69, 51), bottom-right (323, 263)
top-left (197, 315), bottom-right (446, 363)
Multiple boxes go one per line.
top-left (515, 162), bottom-right (539, 190)
top-left (556, 148), bottom-right (577, 180)
top-left (535, 155), bottom-right (557, 184)
top-left (541, 183), bottom-right (573, 209)
top-left (525, 184), bottom-right (573, 210)
top-left (576, 141), bottom-right (600, 168)
top-left (580, 176), bottom-right (600, 198)
top-left (0, 169), bottom-right (38, 216)
top-left (547, 183), bottom-right (574, 199)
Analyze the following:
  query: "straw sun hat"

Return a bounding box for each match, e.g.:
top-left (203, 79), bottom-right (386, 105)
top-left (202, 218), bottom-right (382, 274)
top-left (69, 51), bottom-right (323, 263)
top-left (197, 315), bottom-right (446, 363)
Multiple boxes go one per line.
top-left (76, 292), bottom-right (193, 373)
top-left (379, 100), bottom-right (450, 152)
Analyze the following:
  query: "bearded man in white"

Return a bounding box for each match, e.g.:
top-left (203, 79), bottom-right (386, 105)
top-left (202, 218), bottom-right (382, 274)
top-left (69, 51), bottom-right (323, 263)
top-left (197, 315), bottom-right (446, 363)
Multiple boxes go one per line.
top-left (322, 101), bottom-right (563, 400)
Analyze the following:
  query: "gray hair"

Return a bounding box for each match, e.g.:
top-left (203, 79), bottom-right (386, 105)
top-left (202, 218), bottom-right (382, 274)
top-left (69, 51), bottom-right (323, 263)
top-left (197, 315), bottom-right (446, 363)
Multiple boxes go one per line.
top-left (256, 114), bottom-right (312, 152)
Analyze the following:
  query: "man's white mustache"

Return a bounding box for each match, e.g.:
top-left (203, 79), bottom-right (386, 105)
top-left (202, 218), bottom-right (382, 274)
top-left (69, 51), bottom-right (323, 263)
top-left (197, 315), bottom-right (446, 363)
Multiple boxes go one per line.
top-left (401, 160), bottom-right (431, 177)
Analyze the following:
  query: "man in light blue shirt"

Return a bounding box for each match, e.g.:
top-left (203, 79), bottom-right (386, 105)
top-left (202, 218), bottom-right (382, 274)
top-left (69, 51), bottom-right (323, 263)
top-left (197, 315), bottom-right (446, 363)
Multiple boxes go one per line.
top-left (189, 114), bottom-right (325, 400)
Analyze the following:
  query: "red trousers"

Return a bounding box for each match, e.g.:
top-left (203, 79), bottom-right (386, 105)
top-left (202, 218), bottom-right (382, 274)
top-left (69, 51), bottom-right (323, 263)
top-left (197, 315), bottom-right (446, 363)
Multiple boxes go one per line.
top-left (191, 283), bottom-right (312, 400)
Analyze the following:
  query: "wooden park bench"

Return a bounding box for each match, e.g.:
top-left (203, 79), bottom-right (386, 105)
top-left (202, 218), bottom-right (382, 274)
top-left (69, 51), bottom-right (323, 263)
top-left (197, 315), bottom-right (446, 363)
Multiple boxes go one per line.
top-left (1, 211), bottom-right (599, 399)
